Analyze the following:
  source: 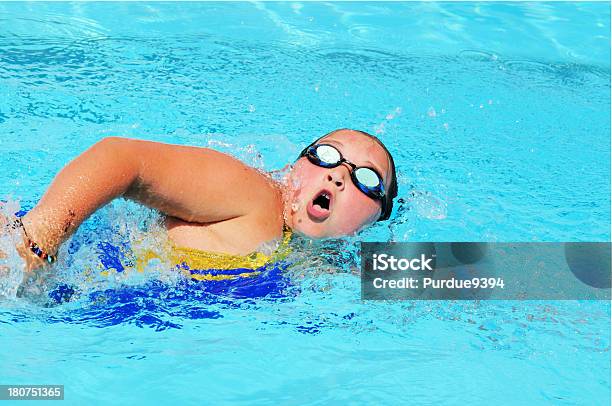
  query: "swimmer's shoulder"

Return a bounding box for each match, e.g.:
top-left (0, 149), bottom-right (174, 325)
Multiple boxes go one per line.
top-left (214, 160), bottom-right (286, 246)
top-left (166, 179), bottom-right (284, 255)
top-left (162, 145), bottom-right (285, 252)
top-left (242, 169), bottom-right (285, 236)
top-left (119, 138), bottom-right (281, 226)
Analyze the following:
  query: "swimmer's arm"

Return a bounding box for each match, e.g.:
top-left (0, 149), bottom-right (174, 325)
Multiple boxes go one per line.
top-left (19, 137), bottom-right (274, 269)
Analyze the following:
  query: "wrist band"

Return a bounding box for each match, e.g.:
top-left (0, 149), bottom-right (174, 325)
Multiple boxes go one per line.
top-left (12, 217), bottom-right (57, 264)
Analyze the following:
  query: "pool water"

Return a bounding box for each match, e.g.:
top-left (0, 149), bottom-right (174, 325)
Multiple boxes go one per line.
top-left (0, 2), bottom-right (610, 404)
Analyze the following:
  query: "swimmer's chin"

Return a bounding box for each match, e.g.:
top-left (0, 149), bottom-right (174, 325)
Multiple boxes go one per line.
top-left (287, 226), bottom-right (324, 239)
top-left (295, 230), bottom-right (360, 240)
top-left (286, 211), bottom-right (365, 239)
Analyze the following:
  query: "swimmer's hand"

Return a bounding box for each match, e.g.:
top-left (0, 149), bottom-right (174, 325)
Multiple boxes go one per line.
top-left (15, 239), bottom-right (48, 274)
top-left (1, 212), bottom-right (49, 277)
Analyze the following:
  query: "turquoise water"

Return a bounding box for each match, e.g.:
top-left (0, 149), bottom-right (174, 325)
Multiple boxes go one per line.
top-left (0, 2), bottom-right (610, 404)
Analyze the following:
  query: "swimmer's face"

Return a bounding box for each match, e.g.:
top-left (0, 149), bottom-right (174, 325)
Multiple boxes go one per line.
top-left (285, 129), bottom-right (392, 238)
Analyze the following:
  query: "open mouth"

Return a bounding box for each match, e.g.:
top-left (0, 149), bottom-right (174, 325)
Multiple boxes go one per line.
top-left (313, 192), bottom-right (330, 210)
top-left (306, 190), bottom-right (333, 222)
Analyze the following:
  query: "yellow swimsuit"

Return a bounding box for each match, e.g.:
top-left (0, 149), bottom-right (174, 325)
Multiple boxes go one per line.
top-left (134, 226), bottom-right (293, 281)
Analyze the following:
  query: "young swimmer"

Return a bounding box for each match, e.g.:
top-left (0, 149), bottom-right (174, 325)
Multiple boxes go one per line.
top-left (1, 128), bottom-right (397, 277)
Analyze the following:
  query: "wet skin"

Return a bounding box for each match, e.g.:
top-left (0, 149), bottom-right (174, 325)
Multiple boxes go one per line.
top-left (1, 129), bottom-right (392, 273)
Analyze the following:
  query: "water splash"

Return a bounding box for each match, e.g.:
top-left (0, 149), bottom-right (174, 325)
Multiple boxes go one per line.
top-left (408, 190), bottom-right (448, 220)
top-left (0, 200), bottom-right (27, 300)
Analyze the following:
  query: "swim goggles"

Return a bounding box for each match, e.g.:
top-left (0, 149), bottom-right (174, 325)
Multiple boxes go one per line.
top-left (299, 143), bottom-right (388, 212)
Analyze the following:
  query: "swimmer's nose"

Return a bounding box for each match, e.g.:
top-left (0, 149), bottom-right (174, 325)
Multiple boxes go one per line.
top-left (326, 166), bottom-right (348, 190)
